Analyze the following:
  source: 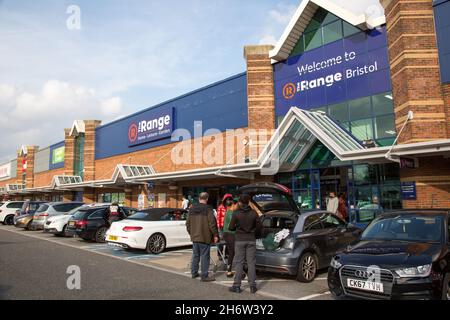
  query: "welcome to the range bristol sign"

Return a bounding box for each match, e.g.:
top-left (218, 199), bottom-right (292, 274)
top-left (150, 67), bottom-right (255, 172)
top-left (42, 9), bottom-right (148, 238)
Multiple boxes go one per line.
top-left (274, 27), bottom-right (391, 116)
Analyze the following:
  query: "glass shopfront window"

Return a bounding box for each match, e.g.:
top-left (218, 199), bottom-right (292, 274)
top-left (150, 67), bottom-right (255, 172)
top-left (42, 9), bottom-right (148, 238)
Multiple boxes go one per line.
top-left (277, 142), bottom-right (402, 212)
top-left (98, 192), bottom-right (125, 205)
top-left (74, 133), bottom-right (85, 179)
top-left (309, 91), bottom-right (396, 147)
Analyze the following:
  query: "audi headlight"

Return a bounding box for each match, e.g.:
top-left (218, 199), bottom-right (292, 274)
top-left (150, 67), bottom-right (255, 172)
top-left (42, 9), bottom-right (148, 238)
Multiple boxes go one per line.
top-left (330, 257), bottom-right (342, 269)
top-left (395, 264), bottom-right (432, 278)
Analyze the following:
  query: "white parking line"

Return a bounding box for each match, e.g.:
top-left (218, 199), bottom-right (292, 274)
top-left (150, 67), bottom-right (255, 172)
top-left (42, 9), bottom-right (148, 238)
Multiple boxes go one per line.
top-left (297, 291), bottom-right (331, 300)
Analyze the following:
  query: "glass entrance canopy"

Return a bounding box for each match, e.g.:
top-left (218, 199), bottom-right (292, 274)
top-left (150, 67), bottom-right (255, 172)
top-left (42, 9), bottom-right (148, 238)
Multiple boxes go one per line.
top-left (260, 108), bottom-right (365, 172)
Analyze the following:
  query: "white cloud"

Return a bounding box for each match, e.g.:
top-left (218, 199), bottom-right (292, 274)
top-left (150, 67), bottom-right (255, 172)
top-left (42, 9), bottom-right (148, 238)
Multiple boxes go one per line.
top-left (258, 2), bottom-right (297, 45)
top-left (0, 80), bottom-right (123, 164)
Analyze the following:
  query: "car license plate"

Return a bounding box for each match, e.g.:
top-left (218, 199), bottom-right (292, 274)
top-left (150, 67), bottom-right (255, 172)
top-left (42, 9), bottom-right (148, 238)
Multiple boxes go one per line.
top-left (347, 279), bottom-right (384, 293)
top-left (69, 221), bottom-right (75, 227)
top-left (108, 235), bottom-right (118, 241)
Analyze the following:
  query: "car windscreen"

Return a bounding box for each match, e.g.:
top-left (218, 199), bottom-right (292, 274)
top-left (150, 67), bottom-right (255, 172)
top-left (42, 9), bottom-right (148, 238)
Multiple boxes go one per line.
top-left (36, 204), bottom-right (49, 213)
top-left (362, 215), bottom-right (444, 243)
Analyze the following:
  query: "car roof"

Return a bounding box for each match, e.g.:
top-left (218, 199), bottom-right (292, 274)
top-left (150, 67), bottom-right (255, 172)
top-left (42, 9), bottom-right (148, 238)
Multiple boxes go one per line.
top-left (45, 201), bottom-right (83, 205)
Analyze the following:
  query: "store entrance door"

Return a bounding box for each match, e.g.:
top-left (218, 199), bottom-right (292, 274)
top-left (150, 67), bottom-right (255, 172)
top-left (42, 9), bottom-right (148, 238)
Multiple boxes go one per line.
top-left (294, 167), bottom-right (351, 211)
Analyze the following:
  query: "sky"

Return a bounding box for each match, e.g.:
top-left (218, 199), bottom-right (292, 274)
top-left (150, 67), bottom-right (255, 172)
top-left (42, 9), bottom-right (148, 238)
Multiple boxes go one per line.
top-left (0, 0), bottom-right (383, 164)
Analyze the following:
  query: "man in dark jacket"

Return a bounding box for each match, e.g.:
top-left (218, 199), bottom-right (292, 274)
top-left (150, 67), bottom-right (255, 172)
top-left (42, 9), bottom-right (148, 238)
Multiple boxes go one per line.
top-left (228, 193), bottom-right (261, 293)
top-left (186, 192), bottom-right (219, 282)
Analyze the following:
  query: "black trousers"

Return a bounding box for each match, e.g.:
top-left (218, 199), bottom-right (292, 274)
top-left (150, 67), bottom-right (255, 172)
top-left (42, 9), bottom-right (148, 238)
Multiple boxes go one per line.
top-left (223, 232), bottom-right (235, 270)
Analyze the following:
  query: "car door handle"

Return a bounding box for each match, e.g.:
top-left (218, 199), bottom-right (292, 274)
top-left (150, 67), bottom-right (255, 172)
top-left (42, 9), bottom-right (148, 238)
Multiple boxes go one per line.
top-left (328, 236), bottom-right (337, 240)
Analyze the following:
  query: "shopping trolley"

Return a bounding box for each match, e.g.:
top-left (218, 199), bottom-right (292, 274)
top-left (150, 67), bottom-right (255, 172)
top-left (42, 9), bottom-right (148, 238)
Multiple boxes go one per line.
top-left (210, 240), bottom-right (228, 272)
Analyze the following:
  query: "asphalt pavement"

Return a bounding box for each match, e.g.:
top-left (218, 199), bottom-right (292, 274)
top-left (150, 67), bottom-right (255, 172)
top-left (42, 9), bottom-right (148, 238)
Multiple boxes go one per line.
top-left (0, 228), bottom-right (266, 300)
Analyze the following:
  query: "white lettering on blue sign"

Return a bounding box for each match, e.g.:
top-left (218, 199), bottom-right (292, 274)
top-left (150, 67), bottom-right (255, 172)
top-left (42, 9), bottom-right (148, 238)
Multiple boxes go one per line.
top-left (138, 115), bottom-right (171, 133)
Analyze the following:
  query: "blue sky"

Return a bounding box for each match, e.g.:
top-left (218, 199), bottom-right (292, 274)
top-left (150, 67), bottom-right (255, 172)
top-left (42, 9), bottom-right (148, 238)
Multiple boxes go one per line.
top-left (0, 0), bottom-right (300, 163)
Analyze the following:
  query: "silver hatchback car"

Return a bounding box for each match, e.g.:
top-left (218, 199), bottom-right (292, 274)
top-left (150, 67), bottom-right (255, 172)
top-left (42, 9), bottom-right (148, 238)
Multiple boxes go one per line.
top-left (30, 202), bottom-right (84, 230)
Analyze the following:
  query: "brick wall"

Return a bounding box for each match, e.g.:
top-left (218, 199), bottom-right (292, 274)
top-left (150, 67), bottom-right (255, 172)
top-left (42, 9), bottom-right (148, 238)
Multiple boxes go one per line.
top-left (16, 152), bottom-right (24, 185)
top-left (24, 146), bottom-right (38, 188)
top-left (34, 167), bottom-right (65, 187)
top-left (64, 128), bottom-right (74, 176)
top-left (94, 129), bottom-right (274, 181)
top-left (401, 156), bottom-right (450, 208)
top-left (84, 120), bottom-right (102, 181)
top-left (441, 83), bottom-right (450, 137)
top-left (244, 45), bottom-right (276, 131)
top-left (385, 0), bottom-right (448, 143)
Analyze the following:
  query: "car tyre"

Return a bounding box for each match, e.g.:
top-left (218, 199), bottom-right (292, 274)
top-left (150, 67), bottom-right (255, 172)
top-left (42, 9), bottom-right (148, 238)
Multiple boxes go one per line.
top-left (443, 273), bottom-right (450, 300)
top-left (25, 221), bottom-right (32, 231)
top-left (296, 252), bottom-right (318, 283)
top-left (146, 233), bottom-right (166, 254)
top-left (4, 215), bottom-right (14, 225)
top-left (95, 227), bottom-right (108, 243)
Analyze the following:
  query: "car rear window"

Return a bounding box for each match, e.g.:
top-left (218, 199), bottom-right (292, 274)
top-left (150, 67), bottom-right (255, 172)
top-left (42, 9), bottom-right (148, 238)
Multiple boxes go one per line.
top-left (71, 209), bottom-right (89, 220)
top-left (36, 204), bottom-right (49, 213)
top-left (88, 209), bottom-right (107, 219)
top-left (53, 203), bottom-right (83, 212)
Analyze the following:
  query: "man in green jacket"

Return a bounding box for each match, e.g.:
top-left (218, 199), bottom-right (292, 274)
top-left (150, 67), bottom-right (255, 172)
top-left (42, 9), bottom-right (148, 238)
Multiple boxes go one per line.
top-left (186, 192), bottom-right (219, 282)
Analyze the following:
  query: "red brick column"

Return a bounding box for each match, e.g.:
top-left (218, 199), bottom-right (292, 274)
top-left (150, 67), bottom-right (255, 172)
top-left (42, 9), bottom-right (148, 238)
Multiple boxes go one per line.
top-left (24, 146), bottom-right (38, 189)
top-left (16, 152), bottom-right (24, 185)
top-left (385, 0), bottom-right (447, 143)
top-left (244, 45), bottom-right (276, 131)
top-left (83, 120), bottom-right (101, 181)
top-left (384, 0), bottom-right (450, 208)
top-left (64, 128), bottom-right (75, 176)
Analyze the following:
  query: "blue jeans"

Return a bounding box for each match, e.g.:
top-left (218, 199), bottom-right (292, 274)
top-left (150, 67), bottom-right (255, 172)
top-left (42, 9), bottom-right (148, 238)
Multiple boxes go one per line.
top-left (191, 242), bottom-right (211, 279)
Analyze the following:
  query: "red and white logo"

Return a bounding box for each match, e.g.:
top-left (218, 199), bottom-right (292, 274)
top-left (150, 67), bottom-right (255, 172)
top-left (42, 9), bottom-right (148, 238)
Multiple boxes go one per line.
top-left (128, 123), bottom-right (138, 143)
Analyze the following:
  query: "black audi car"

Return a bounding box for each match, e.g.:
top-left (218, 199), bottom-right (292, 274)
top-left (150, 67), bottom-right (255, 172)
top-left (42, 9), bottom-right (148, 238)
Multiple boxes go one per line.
top-left (66, 205), bottom-right (137, 243)
top-left (240, 183), bottom-right (362, 282)
top-left (328, 210), bottom-right (450, 300)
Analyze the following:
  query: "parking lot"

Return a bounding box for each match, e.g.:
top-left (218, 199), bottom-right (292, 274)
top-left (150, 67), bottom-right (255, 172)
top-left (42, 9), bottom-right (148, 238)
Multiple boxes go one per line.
top-left (0, 225), bottom-right (333, 300)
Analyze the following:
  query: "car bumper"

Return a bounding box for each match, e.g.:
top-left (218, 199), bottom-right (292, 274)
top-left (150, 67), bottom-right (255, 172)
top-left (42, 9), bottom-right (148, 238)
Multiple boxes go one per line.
top-left (30, 220), bottom-right (45, 230)
top-left (328, 266), bottom-right (444, 300)
top-left (255, 249), bottom-right (299, 275)
top-left (105, 234), bottom-right (146, 250)
top-left (43, 227), bottom-right (61, 234)
top-left (14, 221), bottom-right (29, 228)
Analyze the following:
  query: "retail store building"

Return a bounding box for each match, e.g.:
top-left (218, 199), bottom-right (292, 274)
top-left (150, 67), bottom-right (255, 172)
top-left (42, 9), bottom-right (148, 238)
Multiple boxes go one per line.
top-left (1, 0), bottom-right (450, 212)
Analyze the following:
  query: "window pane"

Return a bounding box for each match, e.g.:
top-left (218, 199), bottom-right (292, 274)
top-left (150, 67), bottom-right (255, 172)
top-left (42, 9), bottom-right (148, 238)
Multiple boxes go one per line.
top-left (351, 118), bottom-right (374, 140)
top-left (304, 29), bottom-right (322, 51)
top-left (328, 102), bottom-right (348, 122)
top-left (377, 138), bottom-right (395, 146)
top-left (375, 114), bottom-right (396, 139)
top-left (349, 96), bottom-right (371, 120)
top-left (343, 21), bottom-right (360, 37)
top-left (291, 36), bottom-right (305, 57)
top-left (323, 20), bottom-right (342, 45)
top-left (372, 93), bottom-right (394, 116)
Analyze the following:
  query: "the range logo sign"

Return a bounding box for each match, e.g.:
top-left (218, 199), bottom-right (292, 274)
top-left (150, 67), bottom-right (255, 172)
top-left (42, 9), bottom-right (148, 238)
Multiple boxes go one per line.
top-left (128, 106), bottom-right (174, 147)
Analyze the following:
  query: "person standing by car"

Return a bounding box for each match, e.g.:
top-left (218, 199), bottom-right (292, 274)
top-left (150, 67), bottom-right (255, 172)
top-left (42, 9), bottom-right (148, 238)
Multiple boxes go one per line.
top-left (107, 202), bottom-right (122, 226)
top-left (337, 193), bottom-right (348, 221)
top-left (182, 195), bottom-right (190, 210)
top-left (326, 191), bottom-right (339, 215)
top-left (223, 197), bottom-right (238, 278)
top-left (216, 194), bottom-right (233, 261)
top-left (228, 193), bottom-right (261, 294)
top-left (186, 192), bottom-right (219, 282)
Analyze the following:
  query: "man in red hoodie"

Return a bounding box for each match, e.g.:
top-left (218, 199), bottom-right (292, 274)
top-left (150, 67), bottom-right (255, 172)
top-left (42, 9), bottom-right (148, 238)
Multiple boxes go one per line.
top-left (216, 193), bottom-right (233, 261)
